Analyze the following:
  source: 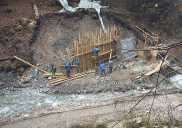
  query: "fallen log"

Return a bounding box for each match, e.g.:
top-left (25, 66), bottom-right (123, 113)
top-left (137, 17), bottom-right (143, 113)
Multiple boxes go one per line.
top-left (33, 2), bottom-right (39, 19)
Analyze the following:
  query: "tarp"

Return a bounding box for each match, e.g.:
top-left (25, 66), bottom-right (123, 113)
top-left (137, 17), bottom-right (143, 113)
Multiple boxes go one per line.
top-left (121, 37), bottom-right (135, 54)
top-left (58, 0), bottom-right (109, 33)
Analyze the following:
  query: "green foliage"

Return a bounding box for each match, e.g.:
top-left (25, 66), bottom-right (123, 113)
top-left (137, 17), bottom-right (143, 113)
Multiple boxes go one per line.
top-left (69, 123), bottom-right (94, 128)
top-left (125, 121), bottom-right (140, 128)
top-left (69, 123), bottom-right (108, 128)
top-left (140, 116), bottom-right (154, 128)
top-left (124, 116), bottom-right (155, 128)
top-left (96, 123), bottom-right (108, 128)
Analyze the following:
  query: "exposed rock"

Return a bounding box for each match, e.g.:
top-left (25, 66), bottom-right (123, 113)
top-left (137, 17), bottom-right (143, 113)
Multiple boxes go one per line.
top-left (27, 21), bottom-right (36, 32)
top-left (19, 18), bottom-right (30, 27)
top-left (26, 83), bottom-right (31, 87)
top-left (0, 82), bottom-right (5, 86)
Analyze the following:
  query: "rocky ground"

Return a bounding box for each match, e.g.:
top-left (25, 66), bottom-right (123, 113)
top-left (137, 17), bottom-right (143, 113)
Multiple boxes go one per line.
top-left (1, 94), bottom-right (182, 128)
top-left (1, 56), bottom-right (182, 127)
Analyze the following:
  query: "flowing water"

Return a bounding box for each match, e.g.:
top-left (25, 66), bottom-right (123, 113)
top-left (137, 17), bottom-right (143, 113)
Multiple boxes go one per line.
top-left (0, 89), bottom-right (137, 117)
top-left (0, 74), bottom-right (181, 117)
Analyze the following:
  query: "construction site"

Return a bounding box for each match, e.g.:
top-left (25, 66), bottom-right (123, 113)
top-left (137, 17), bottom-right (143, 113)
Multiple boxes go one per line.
top-left (0, 0), bottom-right (182, 128)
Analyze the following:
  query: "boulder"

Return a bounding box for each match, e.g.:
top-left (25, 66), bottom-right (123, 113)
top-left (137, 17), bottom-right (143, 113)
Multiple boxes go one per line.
top-left (27, 21), bottom-right (36, 32)
top-left (19, 18), bottom-right (30, 27)
top-left (0, 82), bottom-right (5, 86)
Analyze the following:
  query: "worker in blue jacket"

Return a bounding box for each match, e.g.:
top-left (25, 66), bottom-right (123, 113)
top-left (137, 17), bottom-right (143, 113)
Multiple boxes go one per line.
top-left (64, 62), bottom-right (71, 77)
top-left (100, 62), bottom-right (106, 76)
top-left (113, 39), bottom-right (117, 51)
top-left (93, 47), bottom-right (100, 57)
top-left (74, 60), bottom-right (80, 73)
top-left (109, 60), bottom-right (114, 73)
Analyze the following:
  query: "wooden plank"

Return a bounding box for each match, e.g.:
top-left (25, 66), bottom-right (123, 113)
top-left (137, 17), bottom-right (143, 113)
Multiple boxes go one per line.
top-left (59, 65), bottom-right (78, 69)
top-left (114, 62), bottom-right (124, 70)
top-left (50, 73), bottom-right (87, 86)
top-left (92, 51), bottom-right (111, 58)
top-left (110, 32), bottom-right (112, 41)
top-left (74, 38), bottom-right (76, 55)
top-left (129, 61), bottom-right (164, 80)
top-left (50, 72), bottom-right (86, 84)
top-left (51, 74), bottom-right (86, 86)
top-left (109, 49), bottom-right (112, 61)
top-left (13, 56), bottom-right (48, 74)
top-left (76, 40), bottom-right (78, 55)
top-left (44, 73), bottom-right (64, 77)
top-left (98, 35), bottom-right (99, 44)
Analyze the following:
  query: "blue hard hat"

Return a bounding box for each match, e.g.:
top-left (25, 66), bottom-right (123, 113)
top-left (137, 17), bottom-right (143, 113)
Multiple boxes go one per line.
top-left (64, 61), bottom-right (67, 64)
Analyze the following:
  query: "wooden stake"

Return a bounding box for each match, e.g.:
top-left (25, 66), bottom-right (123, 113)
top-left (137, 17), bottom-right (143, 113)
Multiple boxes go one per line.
top-left (110, 32), bottom-right (112, 41)
top-left (109, 49), bottom-right (112, 61)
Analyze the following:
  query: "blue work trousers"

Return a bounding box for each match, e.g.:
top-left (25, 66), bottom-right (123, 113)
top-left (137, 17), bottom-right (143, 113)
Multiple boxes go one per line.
top-left (101, 69), bottom-right (106, 76)
top-left (109, 67), bottom-right (113, 73)
top-left (66, 70), bottom-right (71, 77)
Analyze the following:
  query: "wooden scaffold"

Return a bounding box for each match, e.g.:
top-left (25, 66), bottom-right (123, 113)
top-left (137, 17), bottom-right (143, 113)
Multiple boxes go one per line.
top-left (72, 25), bottom-right (121, 72)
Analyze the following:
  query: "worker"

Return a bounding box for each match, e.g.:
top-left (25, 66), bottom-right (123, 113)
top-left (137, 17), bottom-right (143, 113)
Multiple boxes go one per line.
top-left (93, 47), bottom-right (100, 57)
top-left (113, 39), bottom-right (117, 51)
top-left (51, 64), bottom-right (56, 79)
top-left (74, 60), bottom-right (80, 73)
top-left (64, 62), bottom-right (71, 77)
top-left (109, 60), bottom-right (114, 73)
top-left (100, 62), bottom-right (106, 76)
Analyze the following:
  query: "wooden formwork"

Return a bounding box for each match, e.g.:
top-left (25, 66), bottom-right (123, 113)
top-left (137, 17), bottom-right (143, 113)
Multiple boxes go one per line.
top-left (72, 26), bottom-right (121, 72)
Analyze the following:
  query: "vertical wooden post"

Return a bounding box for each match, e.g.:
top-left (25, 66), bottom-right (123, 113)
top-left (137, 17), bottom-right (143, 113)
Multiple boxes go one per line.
top-left (92, 32), bottom-right (94, 43)
top-left (85, 36), bottom-right (88, 53)
top-left (109, 49), bottom-right (112, 61)
top-left (90, 54), bottom-right (92, 69)
top-left (81, 38), bottom-right (83, 53)
top-left (110, 32), bottom-right (112, 41)
top-left (100, 28), bottom-right (102, 43)
top-left (82, 55), bottom-right (84, 72)
top-left (107, 27), bottom-right (110, 42)
top-left (78, 34), bottom-right (81, 54)
top-left (76, 40), bottom-right (78, 55)
top-left (94, 36), bottom-right (95, 47)
top-left (100, 28), bottom-right (102, 39)
top-left (89, 39), bottom-right (91, 51)
top-left (96, 29), bottom-right (97, 41)
top-left (74, 38), bottom-right (76, 55)
top-left (98, 35), bottom-right (99, 44)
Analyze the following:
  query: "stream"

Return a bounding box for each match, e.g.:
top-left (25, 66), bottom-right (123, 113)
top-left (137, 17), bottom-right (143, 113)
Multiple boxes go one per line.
top-left (0, 74), bottom-right (182, 117)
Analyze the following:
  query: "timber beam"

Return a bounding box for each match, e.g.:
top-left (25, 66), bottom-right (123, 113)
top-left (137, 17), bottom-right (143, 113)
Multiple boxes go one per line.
top-left (50, 72), bottom-right (87, 86)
